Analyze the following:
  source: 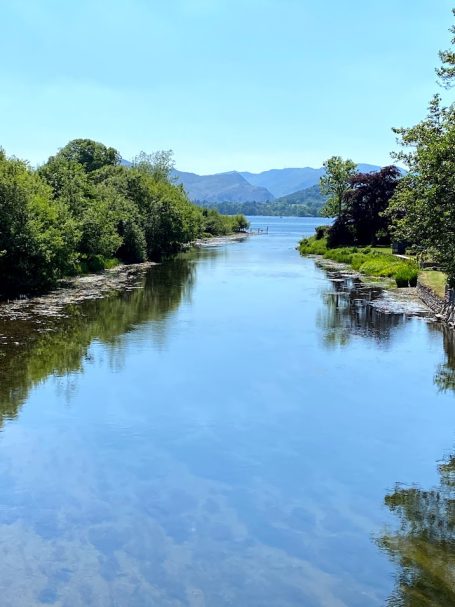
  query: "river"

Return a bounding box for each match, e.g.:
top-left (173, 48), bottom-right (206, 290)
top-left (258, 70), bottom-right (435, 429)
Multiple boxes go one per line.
top-left (0, 216), bottom-right (454, 606)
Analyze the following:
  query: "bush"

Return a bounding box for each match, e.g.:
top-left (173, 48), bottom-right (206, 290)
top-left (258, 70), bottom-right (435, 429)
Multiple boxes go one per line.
top-left (315, 225), bottom-right (330, 240)
top-left (299, 236), bottom-right (328, 255)
top-left (394, 264), bottom-right (418, 288)
top-left (299, 233), bottom-right (419, 288)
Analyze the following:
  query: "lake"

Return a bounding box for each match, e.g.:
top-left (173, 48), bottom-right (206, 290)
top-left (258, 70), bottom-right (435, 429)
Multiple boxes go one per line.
top-left (0, 216), bottom-right (454, 606)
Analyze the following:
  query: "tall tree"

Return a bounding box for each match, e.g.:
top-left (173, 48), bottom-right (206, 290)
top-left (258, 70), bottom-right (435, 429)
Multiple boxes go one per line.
top-left (388, 9), bottom-right (455, 285)
top-left (0, 151), bottom-right (79, 293)
top-left (330, 166), bottom-right (401, 246)
top-left (437, 8), bottom-right (455, 87)
top-left (54, 139), bottom-right (121, 173)
top-left (132, 150), bottom-right (175, 182)
top-left (320, 156), bottom-right (357, 217)
top-left (388, 97), bottom-right (455, 284)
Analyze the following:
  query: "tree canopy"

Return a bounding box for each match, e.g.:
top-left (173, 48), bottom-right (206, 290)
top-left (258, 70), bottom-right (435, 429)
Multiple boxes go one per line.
top-left (328, 165), bottom-right (401, 247)
top-left (0, 140), bottom-right (248, 296)
top-left (320, 156), bottom-right (357, 217)
top-left (386, 11), bottom-right (455, 284)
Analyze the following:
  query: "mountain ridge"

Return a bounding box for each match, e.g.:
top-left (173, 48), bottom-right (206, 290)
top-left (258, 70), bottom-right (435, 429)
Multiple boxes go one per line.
top-left (121, 161), bottom-right (394, 204)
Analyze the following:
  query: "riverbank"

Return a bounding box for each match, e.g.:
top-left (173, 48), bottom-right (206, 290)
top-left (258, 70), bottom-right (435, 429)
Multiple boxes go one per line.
top-left (299, 237), bottom-right (419, 286)
top-left (0, 262), bottom-right (156, 323)
top-left (0, 234), bottom-right (248, 323)
top-left (315, 256), bottom-right (431, 317)
top-left (192, 232), bottom-right (249, 247)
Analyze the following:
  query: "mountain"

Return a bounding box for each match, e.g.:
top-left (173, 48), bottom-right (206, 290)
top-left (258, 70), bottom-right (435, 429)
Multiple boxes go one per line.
top-left (275, 184), bottom-right (327, 208)
top-left (171, 169), bottom-right (274, 203)
top-left (203, 184), bottom-right (328, 217)
top-left (240, 164), bottom-right (382, 198)
top-left (240, 168), bottom-right (325, 198)
top-left (120, 160), bottom-right (396, 206)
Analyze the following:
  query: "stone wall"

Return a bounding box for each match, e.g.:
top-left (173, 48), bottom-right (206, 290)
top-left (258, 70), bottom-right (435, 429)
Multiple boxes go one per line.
top-left (417, 280), bottom-right (455, 325)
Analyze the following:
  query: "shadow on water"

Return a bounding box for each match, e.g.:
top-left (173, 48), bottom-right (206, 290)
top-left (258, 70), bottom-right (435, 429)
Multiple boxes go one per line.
top-left (0, 249), bottom-right (211, 425)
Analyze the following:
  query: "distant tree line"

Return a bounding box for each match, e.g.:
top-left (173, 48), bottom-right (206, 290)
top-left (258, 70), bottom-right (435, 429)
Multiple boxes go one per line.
top-left (0, 140), bottom-right (248, 296)
top-left (200, 184), bottom-right (327, 217)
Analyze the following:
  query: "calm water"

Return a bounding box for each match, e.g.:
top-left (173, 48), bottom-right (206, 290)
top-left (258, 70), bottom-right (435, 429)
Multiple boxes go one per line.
top-left (0, 216), bottom-right (455, 606)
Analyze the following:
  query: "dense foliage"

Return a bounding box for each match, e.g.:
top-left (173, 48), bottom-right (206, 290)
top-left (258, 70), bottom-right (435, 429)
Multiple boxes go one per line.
top-left (387, 10), bottom-right (455, 285)
top-left (320, 156), bottom-right (357, 217)
top-left (328, 166), bottom-right (401, 247)
top-left (388, 97), bottom-right (455, 285)
top-left (0, 140), bottom-right (248, 296)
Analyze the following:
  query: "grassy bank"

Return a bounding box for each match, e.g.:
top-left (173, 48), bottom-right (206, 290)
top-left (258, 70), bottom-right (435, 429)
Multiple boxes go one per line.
top-left (419, 270), bottom-right (447, 299)
top-left (299, 236), bottom-right (419, 287)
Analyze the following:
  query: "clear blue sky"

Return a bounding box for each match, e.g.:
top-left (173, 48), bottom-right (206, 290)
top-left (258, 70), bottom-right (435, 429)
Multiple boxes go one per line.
top-left (1, 0), bottom-right (453, 173)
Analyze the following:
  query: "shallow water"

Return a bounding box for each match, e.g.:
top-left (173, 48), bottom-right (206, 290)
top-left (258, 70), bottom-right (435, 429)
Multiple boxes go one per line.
top-left (0, 217), bottom-right (454, 606)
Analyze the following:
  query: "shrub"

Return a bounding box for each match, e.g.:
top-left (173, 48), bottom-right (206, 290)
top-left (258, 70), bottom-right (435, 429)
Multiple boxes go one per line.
top-left (299, 236), bottom-right (328, 255)
top-left (394, 264), bottom-right (419, 287)
top-left (315, 225), bottom-right (330, 240)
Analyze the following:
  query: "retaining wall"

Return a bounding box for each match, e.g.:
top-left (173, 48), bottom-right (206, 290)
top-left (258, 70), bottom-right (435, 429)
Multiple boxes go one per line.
top-left (417, 280), bottom-right (455, 325)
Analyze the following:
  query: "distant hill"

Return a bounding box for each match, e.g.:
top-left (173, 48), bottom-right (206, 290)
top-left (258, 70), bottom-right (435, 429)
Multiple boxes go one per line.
top-left (172, 170), bottom-right (274, 203)
top-left (275, 183), bottom-right (326, 206)
top-left (240, 164), bottom-right (382, 198)
top-left (119, 160), bottom-right (400, 212)
top-left (201, 184), bottom-right (328, 217)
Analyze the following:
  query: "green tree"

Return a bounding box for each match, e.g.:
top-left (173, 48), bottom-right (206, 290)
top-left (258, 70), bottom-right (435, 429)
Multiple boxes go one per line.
top-left (142, 179), bottom-right (202, 259)
top-left (231, 214), bottom-right (249, 232)
top-left (320, 156), bottom-right (357, 217)
top-left (388, 97), bottom-right (455, 284)
top-left (0, 151), bottom-right (79, 293)
top-left (54, 139), bottom-right (121, 173)
top-left (328, 166), bottom-right (401, 247)
top-left (388, 9), bottom-right (455, 285)
top-left (437, 8), bottom-right (455, 87)
top-left (38, 155), bottom-right (94, 214)
top-left (132, 150), bottom-right (175, 182)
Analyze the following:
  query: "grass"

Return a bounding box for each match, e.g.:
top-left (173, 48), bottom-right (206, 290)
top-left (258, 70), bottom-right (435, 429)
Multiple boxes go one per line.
top-left (370, 246), bottom-right (393, 254)
top-left (76, 256), bottom-right (120, 274)
top-left (299, 236), bottom-right (419, 287)
top-left (419, 270), bottom-right (447, 298)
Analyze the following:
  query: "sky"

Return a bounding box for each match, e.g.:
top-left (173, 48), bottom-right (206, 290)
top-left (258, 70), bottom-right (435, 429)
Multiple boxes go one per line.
top-left (1, 0), bottom-right (454, 174)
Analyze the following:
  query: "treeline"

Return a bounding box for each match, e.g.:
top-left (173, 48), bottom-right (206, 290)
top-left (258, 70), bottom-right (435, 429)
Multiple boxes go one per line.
top-left (202, 184), bottom-right (326, 217)
top-left (301, 8), bottom-right (455, 287)
top-left (0, 140), bottom-right (248, 296)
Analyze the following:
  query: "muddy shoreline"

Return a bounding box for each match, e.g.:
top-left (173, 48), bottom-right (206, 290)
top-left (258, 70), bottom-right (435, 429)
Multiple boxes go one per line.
top-left (0, 234), bottom-right (249, 323)
top-left (192, 232), bottom-right (249, 247)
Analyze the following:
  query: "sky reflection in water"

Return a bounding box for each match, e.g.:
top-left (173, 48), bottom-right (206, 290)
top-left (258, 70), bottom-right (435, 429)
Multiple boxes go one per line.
top-left (0, 218), bottom-right (454, 606)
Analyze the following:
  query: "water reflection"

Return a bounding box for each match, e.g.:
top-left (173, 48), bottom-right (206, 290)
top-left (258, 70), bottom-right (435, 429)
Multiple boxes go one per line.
top-left (317, 268), bottom-right (455, 399)
top-left (0, 253), bottom-right (201, 423)
top-left (378, 453), bottom-right (455, 606)
top-left (431, 324), bottom-right (455, 393)
top-left (318, 269), bottom-right (413, 347)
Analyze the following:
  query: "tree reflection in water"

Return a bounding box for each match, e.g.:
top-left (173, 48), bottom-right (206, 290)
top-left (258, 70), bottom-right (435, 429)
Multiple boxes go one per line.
top-left (317, 268), bottom-right (455, 399)
top-left (317, 270), bottom-right (408, 347)
top-left (0, 250), bottom-right (207, 425)
top-left (378, 455), bottom-right (455, 606)
top-left (432, 323), bottom-right (455, 393)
